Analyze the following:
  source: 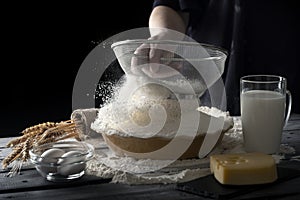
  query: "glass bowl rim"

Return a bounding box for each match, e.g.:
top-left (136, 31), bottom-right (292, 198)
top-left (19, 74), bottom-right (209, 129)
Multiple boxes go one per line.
top-left (29, 140), bottom-right (94, 163)
top-left (111, 39), bottom-right (228, 60)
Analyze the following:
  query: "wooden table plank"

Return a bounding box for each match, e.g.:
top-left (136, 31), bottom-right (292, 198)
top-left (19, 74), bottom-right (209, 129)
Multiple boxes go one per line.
top-left (0, 114), bottom-right (299, 199)
top-left (1, 175), bottom-right (300, 200)
top-left (0, 183), bottom-right (201, 200)
top-left (289, 114), bottom-right (300, 120)
top-left (0, 169), bottom-right (111, 194)
top-left (0, 137), bottom-right (14, 148)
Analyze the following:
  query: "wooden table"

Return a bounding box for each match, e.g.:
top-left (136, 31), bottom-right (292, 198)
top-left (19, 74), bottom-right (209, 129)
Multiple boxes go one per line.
top-left (1, 114), bottom-right (300, 200)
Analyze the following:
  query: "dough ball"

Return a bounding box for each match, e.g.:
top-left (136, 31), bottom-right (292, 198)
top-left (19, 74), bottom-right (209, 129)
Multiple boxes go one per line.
top-left (128, 99), bottom-right (181, 129)
top-left (130, 83), bottom-right (173, 100)
top-left (129, 108), bottom-right (151, 127)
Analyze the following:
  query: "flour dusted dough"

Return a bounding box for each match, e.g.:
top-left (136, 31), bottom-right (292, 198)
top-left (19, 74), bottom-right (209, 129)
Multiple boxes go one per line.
top-left (128, 83), bottom-right (180, 128)
top-left (130, 83), bottom-right (173, 100)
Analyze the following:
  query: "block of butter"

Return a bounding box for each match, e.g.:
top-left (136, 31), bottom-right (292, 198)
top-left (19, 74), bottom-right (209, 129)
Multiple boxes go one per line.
top-left (210, 152), bottom-right (277, 185)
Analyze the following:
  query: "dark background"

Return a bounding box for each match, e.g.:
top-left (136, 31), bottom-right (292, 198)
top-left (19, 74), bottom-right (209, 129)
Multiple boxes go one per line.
top-left (1, 1), bottom-right (153, 137)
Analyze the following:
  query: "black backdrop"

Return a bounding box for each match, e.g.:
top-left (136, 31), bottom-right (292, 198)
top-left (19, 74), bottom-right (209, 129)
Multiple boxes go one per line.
top-left (1, 1), bottom-right (153, 137)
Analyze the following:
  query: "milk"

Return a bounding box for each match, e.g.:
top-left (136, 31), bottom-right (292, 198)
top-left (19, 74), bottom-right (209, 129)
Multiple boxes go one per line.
top-left (241, 90), bottom-right (285, 154)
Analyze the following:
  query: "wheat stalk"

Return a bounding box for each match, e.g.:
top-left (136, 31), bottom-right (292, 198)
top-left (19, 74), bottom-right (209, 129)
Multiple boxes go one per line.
top-left (2, 119), bottom-right (82, 176)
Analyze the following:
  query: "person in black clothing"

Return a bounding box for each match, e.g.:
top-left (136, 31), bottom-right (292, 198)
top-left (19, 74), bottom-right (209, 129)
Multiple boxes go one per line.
top-left (138, 0), bottom-right (300, 115)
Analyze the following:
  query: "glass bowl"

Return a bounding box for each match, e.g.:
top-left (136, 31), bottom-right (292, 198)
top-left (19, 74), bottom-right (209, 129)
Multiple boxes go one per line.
top-left (111, 39), bottom-right (227, 97)
top-left (29, 140), bottom-right (94, 182)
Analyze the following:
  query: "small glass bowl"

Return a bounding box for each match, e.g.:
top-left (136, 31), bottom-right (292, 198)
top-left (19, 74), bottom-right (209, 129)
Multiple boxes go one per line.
top-left (29, 140), bottom-right (94, 182)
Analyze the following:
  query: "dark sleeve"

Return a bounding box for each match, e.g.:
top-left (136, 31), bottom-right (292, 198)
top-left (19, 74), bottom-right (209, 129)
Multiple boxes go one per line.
top-left (153, 0), bottom-right (180, 11)
top-left (153, 0), bottom-right (208, 12)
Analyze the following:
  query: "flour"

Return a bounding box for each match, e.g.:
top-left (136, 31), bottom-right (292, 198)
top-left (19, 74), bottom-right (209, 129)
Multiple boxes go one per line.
top-left (86, 153), bottom-right (212, 185)
top-left (91, 74), bottom-right (205, 139)
top-left (91, 74), bottom-right (232, 139)
top-left (158, 77), bottom-right (207, 96)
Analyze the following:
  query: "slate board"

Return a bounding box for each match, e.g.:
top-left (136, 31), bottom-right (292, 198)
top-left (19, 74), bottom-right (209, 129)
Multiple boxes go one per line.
top-left (176, 166), bottom-right (300, 199)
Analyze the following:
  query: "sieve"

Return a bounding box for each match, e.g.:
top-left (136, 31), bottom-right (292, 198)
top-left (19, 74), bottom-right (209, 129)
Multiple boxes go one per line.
top-left (111, 39), bottom-right (227, 99)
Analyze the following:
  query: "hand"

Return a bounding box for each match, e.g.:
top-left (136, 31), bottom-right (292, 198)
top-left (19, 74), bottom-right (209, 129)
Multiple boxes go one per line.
top-left (131, 29), bottom-right (184, 79)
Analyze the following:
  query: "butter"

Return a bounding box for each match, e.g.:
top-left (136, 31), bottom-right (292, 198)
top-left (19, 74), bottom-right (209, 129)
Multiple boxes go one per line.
top-left (210, 153), bottom-right (277, 185)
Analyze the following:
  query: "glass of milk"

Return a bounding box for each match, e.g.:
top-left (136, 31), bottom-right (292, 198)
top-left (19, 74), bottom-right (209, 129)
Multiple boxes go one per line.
top-left (240, 75), bottom-right (292, 154)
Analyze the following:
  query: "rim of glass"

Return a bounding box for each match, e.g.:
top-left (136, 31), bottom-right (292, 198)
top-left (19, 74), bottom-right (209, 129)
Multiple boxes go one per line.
top-left (241, 75), bottom-right (286, 84)
top-left (111, 39), bottom-right (228, 60)
top-left (29, 141), bottom-right (94, 159)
